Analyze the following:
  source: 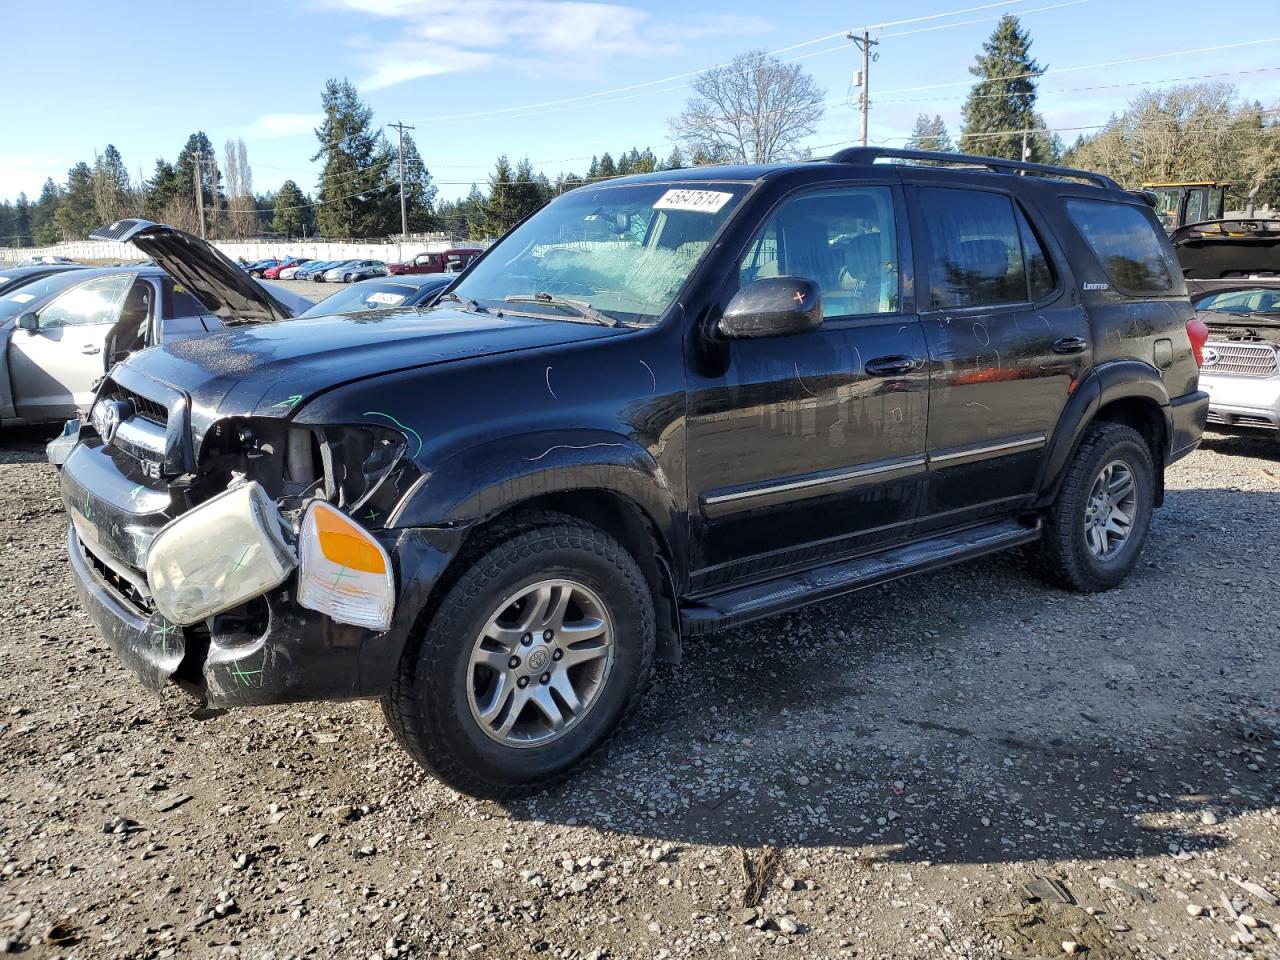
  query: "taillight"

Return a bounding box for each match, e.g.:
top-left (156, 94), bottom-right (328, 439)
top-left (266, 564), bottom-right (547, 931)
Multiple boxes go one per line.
top-left (1186, 318), bottom-right (1209, 367)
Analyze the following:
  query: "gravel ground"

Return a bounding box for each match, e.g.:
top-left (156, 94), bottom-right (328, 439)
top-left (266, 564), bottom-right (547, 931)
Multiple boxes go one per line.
top-left (1, 419), bottom-right (1277, 960)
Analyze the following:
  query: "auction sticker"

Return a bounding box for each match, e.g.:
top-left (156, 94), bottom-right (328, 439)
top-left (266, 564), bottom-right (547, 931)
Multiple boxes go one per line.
top-left (654, 189), bottom-right (734, 214)
top-left (8, 293), bottom-right (34, 303)
top-left (366, 292), bottom-right (407, 306)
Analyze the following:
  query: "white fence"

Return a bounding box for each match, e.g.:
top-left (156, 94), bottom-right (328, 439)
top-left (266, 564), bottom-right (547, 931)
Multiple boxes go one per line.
top-left (0, 236), bottom-right (487, 266)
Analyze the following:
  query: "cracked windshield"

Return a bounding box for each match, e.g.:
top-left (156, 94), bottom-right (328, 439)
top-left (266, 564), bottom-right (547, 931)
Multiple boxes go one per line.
top-left (452, 183), bottom-right (748, 325)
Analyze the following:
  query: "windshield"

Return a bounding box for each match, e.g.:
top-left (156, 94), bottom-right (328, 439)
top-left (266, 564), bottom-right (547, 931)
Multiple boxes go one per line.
top-left (1195, 288), bottom-right (1280, 316)
top-left (452, 182), bottom-right (749, 325)
top-left (300, 279), bottom-right (443, 317)
top-left (0, 271), bottom-right (98, 323)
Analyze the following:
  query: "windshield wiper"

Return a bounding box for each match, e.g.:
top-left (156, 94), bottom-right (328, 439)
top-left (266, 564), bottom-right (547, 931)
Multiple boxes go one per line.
top-left (503, 292), bottom-right (616, 327)
top-left (436, 291), bottom-right (488, 313)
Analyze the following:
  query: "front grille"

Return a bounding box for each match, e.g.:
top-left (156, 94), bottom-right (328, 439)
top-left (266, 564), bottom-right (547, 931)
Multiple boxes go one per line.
top-left (105, 384), bottom-right (169, 425)
top-left (1205, 342), bottom-right (1280, 378)
top-left (79, 536), bottom-right (154, 616)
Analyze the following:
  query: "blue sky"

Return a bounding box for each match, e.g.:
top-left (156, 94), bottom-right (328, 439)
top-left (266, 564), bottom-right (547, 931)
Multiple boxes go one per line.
top-left (2, 0), bottom-right (1279, 205)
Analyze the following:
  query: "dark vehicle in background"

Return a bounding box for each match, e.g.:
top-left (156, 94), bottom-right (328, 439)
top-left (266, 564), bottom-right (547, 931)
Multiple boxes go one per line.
top-left (1174, 217), bottom-right (1280, 437)
top-left (388, 247), bottom-right (483, 276)
top-left (1146, 181), bottom-right (1228, 232)
top-left (244, 258), bottom-right (282, 278)
top-left (298, 274), bottom-right (453, 318)
top-left (294, 260), bottom-right (339, 281)
top-left (9, 255), bottom-right (80, 267)
top-left (0, 262), bottom-right (86, 296)
top-left (58, 149), bottom-right (1207, 799)
top-left (324, 259), bottom-right (387, 283)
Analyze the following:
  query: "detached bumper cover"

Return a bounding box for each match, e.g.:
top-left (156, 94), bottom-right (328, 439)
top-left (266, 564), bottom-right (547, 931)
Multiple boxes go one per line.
top-left (1201, 372), bottom-right (1280, 432)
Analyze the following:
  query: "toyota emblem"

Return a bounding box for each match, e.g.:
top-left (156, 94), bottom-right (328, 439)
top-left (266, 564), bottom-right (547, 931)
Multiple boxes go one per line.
top-left (99, 400), bottom-right (133, 444)
top-left (1202, 347), bottom-right (1219, 367)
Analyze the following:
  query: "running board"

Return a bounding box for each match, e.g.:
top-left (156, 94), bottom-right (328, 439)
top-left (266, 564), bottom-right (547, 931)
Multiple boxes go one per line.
top-left (679, 518), bottom-right (1041, 635)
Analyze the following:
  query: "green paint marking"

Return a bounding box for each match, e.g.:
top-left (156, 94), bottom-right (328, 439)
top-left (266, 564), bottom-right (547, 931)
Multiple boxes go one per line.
top-left (154, 620), bottom-right (179, 657)
top-left (129, 484), bottom-right (145, 503)
top-left (82, 494), bottom-right (93, 521)
top-left (228, 545), bottom-right (253, 574)
top-left (365, 507), bottom-right (381, 523)
top-left (362, 411), bottom-right (423, 457)
top-left (231, 661), bottom-right (265, 688)
top-left (330, 564), bottom-right (357, 591)
top-left (272, 394), bottom-right (304, 409)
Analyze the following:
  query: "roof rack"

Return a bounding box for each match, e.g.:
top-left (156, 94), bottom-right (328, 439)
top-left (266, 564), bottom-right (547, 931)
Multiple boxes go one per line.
top-left (826, 147), bottom-right (1123, 191)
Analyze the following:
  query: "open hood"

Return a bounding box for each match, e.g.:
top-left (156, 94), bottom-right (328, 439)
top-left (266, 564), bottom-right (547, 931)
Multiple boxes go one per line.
top-left (90, 219), bottom-right (297, 323)
top-left (1171, 218), bottom-right (1280, 280)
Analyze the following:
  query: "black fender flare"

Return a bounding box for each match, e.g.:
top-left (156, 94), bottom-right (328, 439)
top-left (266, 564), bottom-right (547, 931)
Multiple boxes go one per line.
top-left (1035, 360), bottom-right (1171, 508)
top-left (390, 428), bottom-right (683, 572)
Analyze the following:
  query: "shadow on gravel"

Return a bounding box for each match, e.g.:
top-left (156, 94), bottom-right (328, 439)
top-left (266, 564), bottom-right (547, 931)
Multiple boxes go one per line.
top-left (508, 482), bottom-right (1279, 869)
top-left (1200, 430), bottom-right (1280, 460)
top-left (0, 423), bottom-right (62, 464)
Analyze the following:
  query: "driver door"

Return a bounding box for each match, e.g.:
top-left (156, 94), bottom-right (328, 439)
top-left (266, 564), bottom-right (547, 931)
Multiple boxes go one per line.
top-left (9, 273), bottom-right (132, 420)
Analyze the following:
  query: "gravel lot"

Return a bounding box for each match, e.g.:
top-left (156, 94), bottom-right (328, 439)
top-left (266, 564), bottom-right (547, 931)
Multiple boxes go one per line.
top-left (1, 400), bottom-right (1277, 959)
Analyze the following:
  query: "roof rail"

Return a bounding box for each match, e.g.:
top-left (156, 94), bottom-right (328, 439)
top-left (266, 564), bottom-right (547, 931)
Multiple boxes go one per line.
top-left (826, 147), bottom-right (1123, 191)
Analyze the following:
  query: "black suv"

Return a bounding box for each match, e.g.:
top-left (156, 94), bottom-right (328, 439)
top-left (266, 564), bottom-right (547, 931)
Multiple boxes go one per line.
top-left (60, 149), bottom-right (1209, 798)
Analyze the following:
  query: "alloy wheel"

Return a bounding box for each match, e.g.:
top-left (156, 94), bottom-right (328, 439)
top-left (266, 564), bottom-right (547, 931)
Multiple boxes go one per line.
top-left (1083, 459), bottom-right (1138, 561)
top-left (466, 579), bottom-right (615, 747)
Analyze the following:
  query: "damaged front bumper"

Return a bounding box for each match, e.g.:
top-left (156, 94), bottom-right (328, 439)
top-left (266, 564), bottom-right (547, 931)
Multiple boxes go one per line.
top-left (62, 438), bottom-right (459, 708)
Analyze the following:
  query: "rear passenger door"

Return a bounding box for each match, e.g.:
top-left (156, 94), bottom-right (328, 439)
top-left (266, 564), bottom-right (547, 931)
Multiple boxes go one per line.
top-left (907, 184), bottom-right (1090, 532)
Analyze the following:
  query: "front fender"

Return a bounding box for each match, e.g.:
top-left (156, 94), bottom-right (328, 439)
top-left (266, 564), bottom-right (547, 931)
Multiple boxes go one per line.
top-left (390, 429), bottom-right (680, 541)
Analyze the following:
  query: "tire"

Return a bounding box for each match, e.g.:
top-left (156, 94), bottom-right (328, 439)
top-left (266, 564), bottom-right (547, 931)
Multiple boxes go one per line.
top-left (382, 511), bottom-right (656, 798)
top-left (1033, 422), bottom-right (1155, 593)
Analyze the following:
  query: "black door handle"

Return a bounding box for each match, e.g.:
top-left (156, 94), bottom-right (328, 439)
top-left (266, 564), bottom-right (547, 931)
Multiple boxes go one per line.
top-left (1053, 336), bottom-right (1088, 354)
top-left (865, 355), bottom-right (918, 377)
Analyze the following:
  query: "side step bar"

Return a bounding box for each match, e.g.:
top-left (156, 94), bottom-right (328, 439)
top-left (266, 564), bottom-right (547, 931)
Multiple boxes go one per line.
top-left (679, 518), bottom-right (1041, 635)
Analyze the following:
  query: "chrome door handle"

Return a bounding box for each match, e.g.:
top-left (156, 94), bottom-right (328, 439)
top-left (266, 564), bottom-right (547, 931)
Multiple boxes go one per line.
top-left (865, 355), bottom-right (918, 376)
top-left (1053, 336), bottom-right (1088, 355)
top-left (81, 345), bottom-right (101, 355)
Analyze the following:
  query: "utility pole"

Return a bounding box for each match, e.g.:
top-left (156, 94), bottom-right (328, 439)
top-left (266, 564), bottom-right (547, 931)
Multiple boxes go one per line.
top-left (848, 29), bottom-right (879, 147)
top-left (193, 151), bottom-right (206, 240)
top-left (389, 121), bottom-right (415, 239)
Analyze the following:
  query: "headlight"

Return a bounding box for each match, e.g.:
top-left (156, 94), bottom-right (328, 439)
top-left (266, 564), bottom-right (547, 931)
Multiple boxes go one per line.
top-left (146, 482), bottom-right (297, 626)
top-left (297, 501), bottom-right (395, 630)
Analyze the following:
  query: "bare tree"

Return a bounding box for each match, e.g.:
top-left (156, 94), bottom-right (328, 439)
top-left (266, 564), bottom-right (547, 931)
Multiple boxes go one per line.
top-left (669, 50), bottom-right (825, 164)
top-left (224, 137), bottom-right (257, 239)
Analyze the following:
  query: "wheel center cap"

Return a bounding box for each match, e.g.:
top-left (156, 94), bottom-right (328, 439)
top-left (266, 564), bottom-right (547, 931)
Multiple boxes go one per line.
top-left (527, 647), bottom-right (550, 672)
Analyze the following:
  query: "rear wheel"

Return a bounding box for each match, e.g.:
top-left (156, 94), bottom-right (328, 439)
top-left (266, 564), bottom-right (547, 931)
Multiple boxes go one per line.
top-left (382, 512), bottom-right (655, 798)
top-left (1033, 422), bottom-right (1155, 592)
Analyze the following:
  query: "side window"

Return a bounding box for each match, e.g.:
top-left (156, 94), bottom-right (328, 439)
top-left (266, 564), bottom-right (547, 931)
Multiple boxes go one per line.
top-left (739, 186), bottom-right (899, 317)
top-left (38, 274), bottom-right (132, 328)
top-left (167, 279), bottom-right (207, 318)
top-left (920, 187), bottom-right (1027, 310)
top-left (1065, 198), bottom-right (1182, 296)
top-left (1015, 205), bottom-right (1055, 300)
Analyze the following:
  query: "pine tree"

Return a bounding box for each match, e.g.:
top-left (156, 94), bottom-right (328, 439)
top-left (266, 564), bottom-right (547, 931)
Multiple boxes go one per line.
top-left (13, 195), bottom-right (32, 247)
top-left (906, 114), bottom-right (954, 152)
top-left (312, 78), bottom-right (397, 238)
top-left (144, 159), bottom-right (186, 220)
top-left (399, 133), bottom-right (439, 232)
top-left (483, 156), bottom-right (517, 237)
top-left (0, 202), bottom-right (12, 248)
top-left (272, 180), bottom-right (310, 238)
top-left (93, 144), bottom-right (133, 225)
top-left (53, 162), bottom-right (98, 240)
top-left (32, 179), bottom-right (61, 245)
top-left (664, 147), bottom-right (686, 170)
top-left (597, 153), bottom-right (617, 178)
top-left (175, 132), bottom-right (217, 229)
top-left (959, 15), bottom-right (1052, 162)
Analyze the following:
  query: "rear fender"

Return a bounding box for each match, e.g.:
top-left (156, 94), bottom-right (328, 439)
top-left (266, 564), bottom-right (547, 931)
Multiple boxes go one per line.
top-left (1035, 360), bottom-right (1172, 507)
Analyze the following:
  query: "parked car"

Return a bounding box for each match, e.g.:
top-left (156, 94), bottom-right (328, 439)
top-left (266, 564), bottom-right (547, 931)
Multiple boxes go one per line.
top-left (312, 259), bottom-right (356, 281)
top-left (57, 149), bottom-right (1207, 798)
top-left (297, 274), bottom-right (454, 317)
top-left (263, 257), bottom-right (310, 280)
top-left (245, 259), bottom-right (282, 279)
top-left (0, 263), bottom-right (86, 296)
top-left (324, 259), bottom-right (387, 283)
top-left (388, 247), bottom-right (483, 275)
top-left (276, 263), bottom-right (308, 280)
top-left (11, 255), bottom-right (80, 267)
top-left (293, 260), bottom-right (338, 281)
top-left (1173, 217), bottom-right (1280, 438)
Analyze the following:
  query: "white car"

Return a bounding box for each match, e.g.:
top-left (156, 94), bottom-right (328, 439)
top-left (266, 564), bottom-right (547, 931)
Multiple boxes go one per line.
top-left (323, 260), bottom-right (388, 283)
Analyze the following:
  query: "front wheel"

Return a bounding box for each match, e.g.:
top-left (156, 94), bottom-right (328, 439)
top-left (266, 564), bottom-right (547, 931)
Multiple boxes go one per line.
top-left (383, 512), bottom-right (656, 798)
top-left (1032, 422), bottom-right (1155, 592)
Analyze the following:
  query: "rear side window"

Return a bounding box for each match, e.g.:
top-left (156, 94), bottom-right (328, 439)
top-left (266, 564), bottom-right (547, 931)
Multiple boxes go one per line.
top-left (1065, 199), bottom-right (1183, 296)
top-left (166, 280), bottom-right (208, 318)
top-left (919, 188), bottom-right (1030, 310)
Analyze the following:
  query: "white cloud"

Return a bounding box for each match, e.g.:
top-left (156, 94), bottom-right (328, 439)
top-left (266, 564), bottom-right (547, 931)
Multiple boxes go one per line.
top-left (330, 0), bottom-right (772, 90)
top-left (243, 113), bottom-right (326, 139)
top-left (0, 154), bottom-right (65, 203)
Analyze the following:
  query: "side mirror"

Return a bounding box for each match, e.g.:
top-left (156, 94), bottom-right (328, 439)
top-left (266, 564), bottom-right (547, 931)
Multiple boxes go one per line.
top-left (718, 277), bottom-right (823, 339)
top-left (17, 312), bottom-right (38, 332)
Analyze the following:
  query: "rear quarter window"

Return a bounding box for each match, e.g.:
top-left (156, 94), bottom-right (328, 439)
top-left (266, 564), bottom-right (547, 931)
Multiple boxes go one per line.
top-left (1065, 198), bottom-right (1185, 297)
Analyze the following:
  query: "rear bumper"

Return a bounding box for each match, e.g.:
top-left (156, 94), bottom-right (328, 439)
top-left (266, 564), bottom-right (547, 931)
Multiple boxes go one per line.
top-left (1168, 390), bottom-right (1209, 463)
